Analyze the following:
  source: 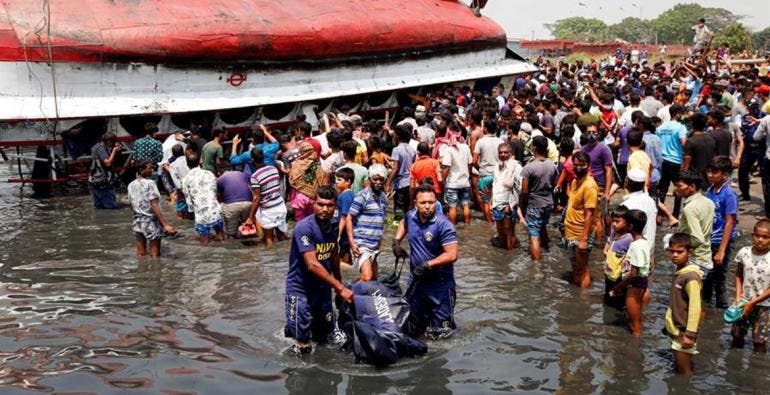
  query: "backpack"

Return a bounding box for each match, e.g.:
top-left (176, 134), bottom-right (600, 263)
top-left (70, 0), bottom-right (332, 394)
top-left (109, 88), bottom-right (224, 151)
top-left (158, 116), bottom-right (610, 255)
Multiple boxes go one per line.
top-left (89, 156), bottom-right (116, 189)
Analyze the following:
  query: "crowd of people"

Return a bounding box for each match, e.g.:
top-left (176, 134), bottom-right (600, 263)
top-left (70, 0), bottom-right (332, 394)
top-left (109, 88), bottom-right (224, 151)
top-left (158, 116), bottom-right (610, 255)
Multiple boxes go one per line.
top-left (87, 39), bottom-right (770, 373)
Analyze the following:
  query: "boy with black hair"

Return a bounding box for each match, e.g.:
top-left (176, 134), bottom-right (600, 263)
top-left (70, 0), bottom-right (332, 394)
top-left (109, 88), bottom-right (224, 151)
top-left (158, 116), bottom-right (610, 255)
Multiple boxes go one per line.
top-left (674, 170), bottom-right (715, 277)
top-left (128, 160), bottom-right (177, 257)
top-left (334, 167), bottom-right (355, 264)
top-left (731, 219), bottom-right (770, 353)
top-left (609, 209), bottom-right (651, 336)
top-left (604, 206), bottom-right (633, 309)
top-left (665, 233), bottom-right (703, 375)
top-left (339, 140), bottom-right (368, 194)
top-left (704, 156), bottom-right (739, 307)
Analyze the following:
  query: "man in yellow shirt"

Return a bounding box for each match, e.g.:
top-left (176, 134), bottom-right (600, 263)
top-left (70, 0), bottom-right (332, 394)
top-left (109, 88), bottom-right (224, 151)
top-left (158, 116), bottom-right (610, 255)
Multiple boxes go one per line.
top-left (563, 151), bottom-right (599, 288)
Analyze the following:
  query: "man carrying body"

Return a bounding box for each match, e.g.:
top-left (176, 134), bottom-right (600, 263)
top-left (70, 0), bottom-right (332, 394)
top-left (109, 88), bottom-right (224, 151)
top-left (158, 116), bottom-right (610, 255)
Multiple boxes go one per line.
top-left (393, 184), bottom-right (459, 339)
top-left (285, 186), bottom-right (354, 355)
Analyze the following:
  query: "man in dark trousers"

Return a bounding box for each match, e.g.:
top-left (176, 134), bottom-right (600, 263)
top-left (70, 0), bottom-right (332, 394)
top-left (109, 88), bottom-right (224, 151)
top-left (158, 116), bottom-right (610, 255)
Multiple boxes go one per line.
top-left (284, 186), bottom-right (354, 355)
top-left (393, 183), bottom-right (459, 339)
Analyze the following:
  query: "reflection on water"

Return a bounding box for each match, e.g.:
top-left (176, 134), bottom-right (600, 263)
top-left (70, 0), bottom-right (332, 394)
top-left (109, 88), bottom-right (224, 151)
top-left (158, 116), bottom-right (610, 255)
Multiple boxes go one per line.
top-left (1, 161), bottom-right (770, 393)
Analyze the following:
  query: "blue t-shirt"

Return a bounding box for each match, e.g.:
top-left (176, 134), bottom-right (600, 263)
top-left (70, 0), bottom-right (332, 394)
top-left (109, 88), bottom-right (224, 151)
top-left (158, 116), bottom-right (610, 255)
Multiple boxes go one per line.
top-left (706, 183), bottom-right (738, 245)
top-left (405, 208), bottom-right (457, 283)
top-left (286, 215), bottom-right (338, 296)
top-left (216, 171), bottom-right (253, 204)
top-left (391, 143), bottom-right (416, 190)
top-left (656, 120), bottom-right (688, 165)
top-left (349, 188), bottom-right (387, 250)
top-left (617, 125), bottom-right (631, 165)
top-left (333, 189), bottom-right (354, 223)
top-left (261, 142), bottom-right (280, 167)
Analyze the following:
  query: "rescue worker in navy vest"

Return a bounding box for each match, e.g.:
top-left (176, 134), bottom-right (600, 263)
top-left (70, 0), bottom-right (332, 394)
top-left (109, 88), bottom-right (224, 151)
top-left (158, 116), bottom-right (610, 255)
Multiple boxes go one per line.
top-left (285, 185), bottom-right (354, 355)
top-left (393, 183), bottom-right (459, 339)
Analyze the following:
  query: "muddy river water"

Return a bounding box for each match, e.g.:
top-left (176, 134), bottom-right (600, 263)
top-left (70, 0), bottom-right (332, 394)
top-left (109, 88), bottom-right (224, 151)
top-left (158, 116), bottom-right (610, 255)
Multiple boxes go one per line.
top-left (1, 162), bottom-right (769, 394)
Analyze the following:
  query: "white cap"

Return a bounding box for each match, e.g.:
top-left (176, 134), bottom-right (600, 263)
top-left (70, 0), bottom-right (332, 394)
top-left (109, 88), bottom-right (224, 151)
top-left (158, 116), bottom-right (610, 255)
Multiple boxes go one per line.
top-left (520, 122), bottom-right (533, 133)
top-left (627, 167), bottom-right (647, 183)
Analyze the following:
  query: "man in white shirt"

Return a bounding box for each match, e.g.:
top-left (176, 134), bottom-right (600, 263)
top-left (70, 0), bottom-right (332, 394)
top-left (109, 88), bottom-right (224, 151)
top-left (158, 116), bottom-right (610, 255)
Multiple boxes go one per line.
top-left (440, 139), bottom-right (473, 225)
top-left (473, 119), bottom-right (503, 223)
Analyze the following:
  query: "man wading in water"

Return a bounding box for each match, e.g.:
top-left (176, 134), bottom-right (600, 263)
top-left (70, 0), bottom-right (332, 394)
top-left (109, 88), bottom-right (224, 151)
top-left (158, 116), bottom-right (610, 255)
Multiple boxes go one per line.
top-left (284, 186), bottom-right (354, 355)
top-left (393, 183), bottom-right (459, 339)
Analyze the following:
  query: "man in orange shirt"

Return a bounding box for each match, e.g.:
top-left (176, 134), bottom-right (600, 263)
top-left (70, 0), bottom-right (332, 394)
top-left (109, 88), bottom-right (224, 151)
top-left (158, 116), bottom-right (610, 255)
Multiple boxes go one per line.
top-left (410, 142), bottom-right (443, 198)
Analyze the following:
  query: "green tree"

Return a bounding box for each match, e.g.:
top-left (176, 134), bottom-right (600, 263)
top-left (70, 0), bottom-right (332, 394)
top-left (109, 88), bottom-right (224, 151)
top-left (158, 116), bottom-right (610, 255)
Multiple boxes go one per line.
top-left (545, 17), bottom-right (609, 42)
top-left (651, 3), bottom-right (739, 44)
top-left (609, 17), bottom-right (653, 43)
top-left (715, 23), bottom-right (752, 52)
top-left (753, 27), bottom-right (770, 51)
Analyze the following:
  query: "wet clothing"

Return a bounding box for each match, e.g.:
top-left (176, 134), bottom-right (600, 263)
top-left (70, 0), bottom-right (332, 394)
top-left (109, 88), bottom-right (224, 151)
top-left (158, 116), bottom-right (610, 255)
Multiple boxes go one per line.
top-left (284, 214), bottom-right (339, 341)
top-left (128, 177), bottom-right (163, 240)
top-left (404, 208), bottom-right (458, 338)
top-left (665, 264), bottom-right (703, 339)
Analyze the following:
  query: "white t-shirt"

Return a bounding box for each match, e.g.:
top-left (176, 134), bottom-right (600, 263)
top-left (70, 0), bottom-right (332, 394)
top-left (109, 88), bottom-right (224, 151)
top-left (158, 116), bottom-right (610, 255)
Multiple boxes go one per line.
top-left (657, 104), bottom-right (671, 123)
top-left (473, 135), bottom-right (503, 177)
top-left (621, 191), bottom-right (658, 254)
top-left (439, 143), bottom-right (472, 189)
top-left (734, 247), bottom-right (770, 307)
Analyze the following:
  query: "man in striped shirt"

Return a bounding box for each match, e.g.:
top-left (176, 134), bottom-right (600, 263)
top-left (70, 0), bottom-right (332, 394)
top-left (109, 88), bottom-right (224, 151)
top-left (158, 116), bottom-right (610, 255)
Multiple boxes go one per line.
top-left (346, 164), bottom-right (388, 282)
top-left (247, 148), bottom-right (287, 247)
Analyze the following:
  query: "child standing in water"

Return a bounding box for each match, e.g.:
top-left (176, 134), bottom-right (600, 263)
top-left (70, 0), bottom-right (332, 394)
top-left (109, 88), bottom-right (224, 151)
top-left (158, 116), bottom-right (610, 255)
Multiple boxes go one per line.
top-left (731, 219), bottom-right (770, 353)
top-left (609, 209), bottom-right (651, 336)
top-left (665, 233), bottom-right (703, 375)
top-left (604, 207), bottom-right (633, 309)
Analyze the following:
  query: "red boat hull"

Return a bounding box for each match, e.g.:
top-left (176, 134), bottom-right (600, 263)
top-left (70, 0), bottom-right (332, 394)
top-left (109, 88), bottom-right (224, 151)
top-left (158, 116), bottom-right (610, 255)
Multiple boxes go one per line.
top-left (0, 0), bottom-right (505, 63)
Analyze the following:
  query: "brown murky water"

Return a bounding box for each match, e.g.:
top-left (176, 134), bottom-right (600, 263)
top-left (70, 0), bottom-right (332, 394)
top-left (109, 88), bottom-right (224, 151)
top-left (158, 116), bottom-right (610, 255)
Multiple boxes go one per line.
top-left (1, 159), bottom-right (769, 394)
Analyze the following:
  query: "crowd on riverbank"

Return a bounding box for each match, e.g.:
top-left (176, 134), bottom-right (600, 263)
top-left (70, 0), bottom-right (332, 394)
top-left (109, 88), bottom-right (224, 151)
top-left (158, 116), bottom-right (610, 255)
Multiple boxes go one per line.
top-left (86, 45), bottom-right (770, 373)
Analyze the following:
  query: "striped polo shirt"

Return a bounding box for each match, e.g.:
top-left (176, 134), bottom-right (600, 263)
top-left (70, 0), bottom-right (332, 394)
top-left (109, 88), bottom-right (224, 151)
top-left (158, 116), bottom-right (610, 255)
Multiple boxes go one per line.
top-left (348, 187), bottom-right (387, 250)
top-left (250, 165), bottom-right (283, 209)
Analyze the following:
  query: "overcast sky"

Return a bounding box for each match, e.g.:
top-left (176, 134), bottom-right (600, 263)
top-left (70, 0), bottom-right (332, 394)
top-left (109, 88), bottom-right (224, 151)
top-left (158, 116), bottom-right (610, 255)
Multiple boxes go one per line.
top-left (479, 0), bottom-right (770, 40)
